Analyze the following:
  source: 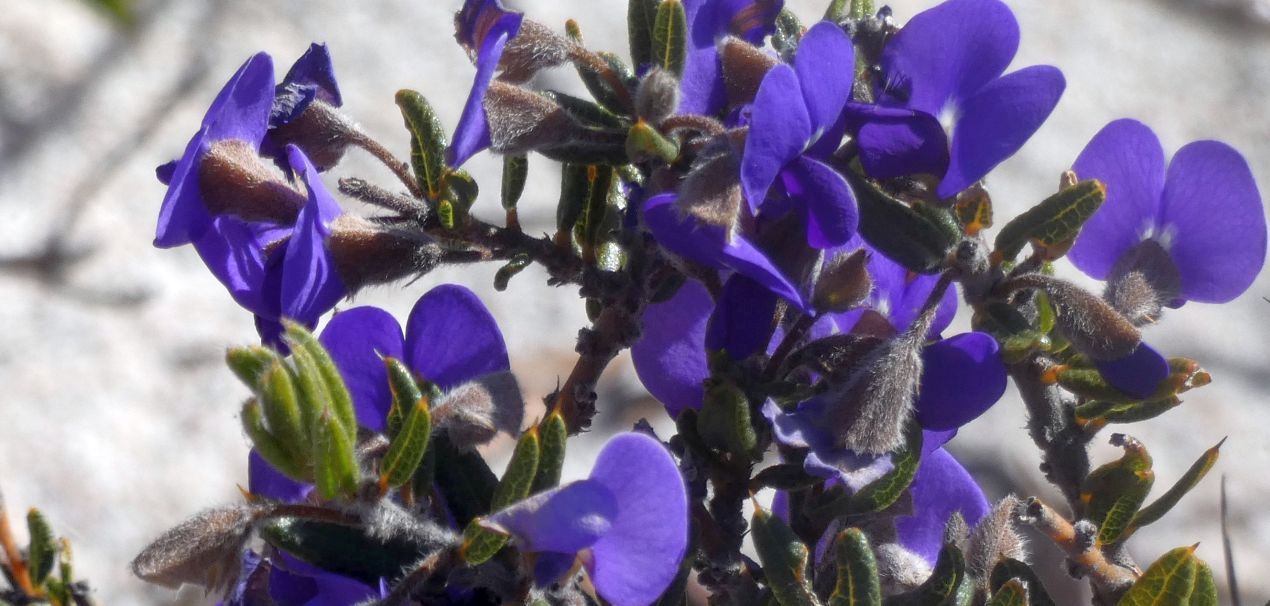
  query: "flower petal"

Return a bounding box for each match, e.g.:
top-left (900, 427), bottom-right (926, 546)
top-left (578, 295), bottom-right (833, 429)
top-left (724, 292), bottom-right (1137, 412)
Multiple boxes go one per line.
top-left (878, 0), bottom-right (1018, 115)
top-left (1094, 341), bottom-right (1169, 400)
top-left (893, 447), bottom-right (989, 565)
top-left (588, 433), bottom-right (689, 606)
top-left (679, 45), bottom-right (726, 116)
top-left (742, 65), bottom-right (811, 212)
top-left (281, 146), bottom-right (346, 325)
top-left (643, 193), bottom-right (808, 310)
top-left (804, 449), bottom-right (893, 492)
top-left (269, 551), bottom-right (380, 605)
top-left (319, 307), bottom-right (406, 431)
top-left (485, 481), bottom-right (618, 554)
top-left (405, 284), bottom-right (510, 390)
top-left (707, 274), bottom-right (778, 361)
top-left (448, 30), bottom-right (515, 168)
top-left (914, 333), bottom-right (1006, 431)
top-left (248, 449), bottom-right (312, 503)
top-left (794, 22), bottom-right (854, 133)
top-left (154, 128), bottom-right (214, 247)
top-left (1068, 119), bottom-right (1167, 280)
top-left (939, 64), bottom-right (1065, 198)
top-left (782, 156), bottom-right (858, 248)
top-left (632, 280), bottom-right (711, 417)
top-left (280, 43), bottom-right (342, 107)
top-left (852, 105), bottom-right (948, 180)
top-left (762, 399), bottom-right (833, 452)
top-left (1158, 140), bottom-right (1267, 303)
top-left (191, 215), bottom-right (286, 315)
top-left (204, 53), bottom-right (276, 144)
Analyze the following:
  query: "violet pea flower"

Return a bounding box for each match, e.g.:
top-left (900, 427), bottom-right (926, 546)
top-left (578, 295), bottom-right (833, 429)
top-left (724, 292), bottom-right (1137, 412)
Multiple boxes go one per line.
top-left (482, 432), bottom-right (689, 606)
top-left (449, 0), bottom-right (524, 167)
top-left (678, 0), bottom-right (784, 115)
top-left (859, 0), bottom-right (1065, 199)
top-left (741, 21), bottom-right (858, 248)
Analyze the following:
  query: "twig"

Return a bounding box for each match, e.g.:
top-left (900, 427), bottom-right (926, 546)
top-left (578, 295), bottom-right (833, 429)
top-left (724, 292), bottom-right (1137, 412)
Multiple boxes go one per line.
top-left (1018, 497), bottom-right (1136, 593)
top-left (347, 131), bottom-right (424, 199)
top-left (1008, 353), bottom-right (1090, 509)
top-left (0, 490), bottom-right (36, 596)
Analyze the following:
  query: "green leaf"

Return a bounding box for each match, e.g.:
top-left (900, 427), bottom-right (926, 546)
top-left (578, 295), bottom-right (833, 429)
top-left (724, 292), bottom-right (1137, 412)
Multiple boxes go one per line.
top-left (1126, 439), bottom-right (1222, 535)
top-left (532, 410), bottom-right (568, 493)
top-left (225, 345), bottom-right (275, 390)
top-left (576, 51), bottom-right (636, 115)
top-left (629, 0), bottom-right (660, 67)
top-left (1081, 435), bottom-right (1154, 544)
top-left (1189, 560), bottom-right (1218, 606)
top-left (259, 360), bottom-right (307, 459)
top-left (284, 321), bottom-right (357, 443)
top-left (825, 0), bottom-right (851, 21)
top-left (1118, 546), bottom-right (1199, 606)
top-left (652, 0), bottom-right (688, 76)
top-left (989, 558), bottom-right (1056, 606)
top-left (258, 517), bottom-right (431, 586)
top-left (885, 542), bottom-right (964, 606)
top-left (994, 179), bottom-right (1105, 263)
top-left (698, 378), bottom-right (758, 458)
top-left (494, 254), bottom-right (533, 292)
top-left (313, 410), bottom-right (359, 500)
top-left (847, 170), bottom-right (957, 274)
top-left (241, 398), bottom-right (306, 480)
top-left (626, 120), bottom-right (680, 163)
top-left (986, 579), bottom-right (1028, 606)
top-left (850, 0), bottom-right (874, 19)
top-left (432, 433), bottom-right (498, 527)
top-left (26, 509), bottom-right (57, 586)
top-left (574, 165), bottom-right (616, 258)
top-left (545, 90), bottom-right (627, 129)
top-left (501, 155), bottom-right (528, 211)
top-left (849, 423), bottom-right (922, 514)
top-left (829, 528), bottom-right (881, 606)
top-left (952, 185), bottom-right (993, 236)
top-left (771, 9), bottom-right (803, 57)
top-left (380, 398), bottom-right (432, 489)
top-left (751, 506), bottom-right (821, 606)
top-left (751, 464), bottom-right (823, 492)
top-left (463, 428), bottom-right (542, 565)
top-left (384, 357), bottom-right (423, 439)
top-left (395, 89), bottom-right (449, 201)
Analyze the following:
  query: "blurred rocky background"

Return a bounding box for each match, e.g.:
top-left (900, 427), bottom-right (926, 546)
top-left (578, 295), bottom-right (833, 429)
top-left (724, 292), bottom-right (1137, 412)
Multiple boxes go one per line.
top-left (0, 0), bottom-right (1267, 603)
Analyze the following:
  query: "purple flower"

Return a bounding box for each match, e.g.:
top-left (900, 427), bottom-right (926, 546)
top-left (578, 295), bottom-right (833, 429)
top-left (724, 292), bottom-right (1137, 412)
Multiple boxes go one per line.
top-left (449, 0), bottom-right (524, 167)
top-left (483, 432), bottom-right (688, 606)
top-left (318, 284), bottom-right (513, 432)
top-left (1068, 119), bottom-right (1267, 305)
top-left (859, 0), bottom-right (1065, 199)
top-left (678, 0), bottom-right (785, 115)
top-left (269, 43), bottom-right (343, 131)
top-left (741, 21), bottom-right (858, 248)
top-left (893, 442), bottom-right (989, 564)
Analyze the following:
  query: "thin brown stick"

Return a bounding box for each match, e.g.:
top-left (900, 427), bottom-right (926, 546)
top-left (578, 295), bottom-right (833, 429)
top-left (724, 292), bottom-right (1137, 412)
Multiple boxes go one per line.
top-left (348, 131), bottom-right (424, 199)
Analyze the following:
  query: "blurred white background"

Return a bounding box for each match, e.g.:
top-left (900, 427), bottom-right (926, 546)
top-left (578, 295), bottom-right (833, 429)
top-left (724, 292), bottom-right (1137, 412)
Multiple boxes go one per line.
top-left (1, 0), bottom-right (1267, 602)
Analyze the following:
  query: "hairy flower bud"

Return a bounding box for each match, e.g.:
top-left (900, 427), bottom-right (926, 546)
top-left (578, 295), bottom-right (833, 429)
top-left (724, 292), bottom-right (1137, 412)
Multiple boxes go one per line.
top-left (874, 542), bottom-right (932, 594)
top-left (636, 67), bottom-right (680, 125)
top-left (813, 248), bottom-right (872, 313)
top-left (1007, 273), bottom-right (1140, 361)
top-left (719, 36), bottom-right (779, 108)
top-left (676, 137), bottom-right (744, 231)
top-left (432, 370), bottom-right (525, 450)
top-left (965, 495), bottom-right (1027, 592)
top-left (1104, 239), bottom-right (1181, 325)
top-left (483, 81), bottom-right (577, 154)
top-left (328, 215), bottom-right (443, 292)
top-left (498, 20), bottom-right (577, 83)
top-left (198, 140), bottom-right (305, 224)
top-left (131, 504), bottom-right (263, 593)
top-left (266, 99), bottom-right (357, 171)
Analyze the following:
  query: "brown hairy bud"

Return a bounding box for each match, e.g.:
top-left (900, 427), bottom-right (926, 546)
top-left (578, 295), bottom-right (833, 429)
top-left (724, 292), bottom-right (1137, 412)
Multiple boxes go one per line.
top-left (1104, 239), bottom-right (1181, 326)
top-left (814, 248), bottom-right (872, 313)
top-left (875, 542), bottom-right (933, 594)
top-left (484, 81), bottom-right (577, 155)
top-left (635, 67), bottom-right (680, 125)
top-left (943, 511), bottom-right (970, 551)
top-left (966, 495), bottom-right (1028, 592)
top-left (719, 36), bottom-right (779, 108)
top-left (329, 216), bottom-right (442, 292)
top-left (198, 140), bottom-right (305, 224)
top-left (266, 99), bottom-right (356, 171)
top-left (498, 20), bottom-right (577, 83)
top-left (131, 504), bottom-right (263, 593)
top-left (432, 371), bottom-right (525, 451)
top-left (676, 138), bottom-right (744, 231)
top-left (1007, 274), bottom-right (1140, 360)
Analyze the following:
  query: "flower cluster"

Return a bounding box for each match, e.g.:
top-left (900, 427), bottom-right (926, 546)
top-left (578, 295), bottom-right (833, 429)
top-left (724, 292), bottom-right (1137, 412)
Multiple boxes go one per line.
top-left (112, 0), bottom-right (1266, 605)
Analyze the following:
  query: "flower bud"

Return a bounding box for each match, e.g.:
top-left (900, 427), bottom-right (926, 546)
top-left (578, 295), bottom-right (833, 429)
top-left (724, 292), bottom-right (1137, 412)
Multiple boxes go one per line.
top-left (198, 140), bottom-right (305, 224)
top-left (675, 138), bottom-right (744, 230)
top-left (432, 371), bottom-right (525, 451)
top-left (719, 36), bottom-right (778, 108)
top-left (498, 20), bottom-right (577, 83)
top-left (874, 542), bottom-right (932, 594)
top-left (966, 495), bottom-right (1027, 592)
top-left (131, 504), bottom-right (263, 593)
top-left (1007, 274), bottom-right (1140, 361)
top-left (813, 248), bottom-right (872, 313)
top-left (328, 216), bottom-right (443, 293)
top-left (1104, 239), bottom-right (1181, 325)
top-left (635, 67), bottom-right (680, 125)
top-left (483, 81), bottom-right (576, 154)
top-left (266, 98), bottom-right (357, 171)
